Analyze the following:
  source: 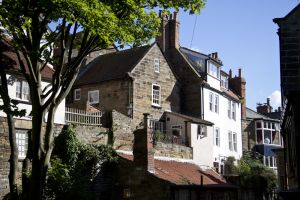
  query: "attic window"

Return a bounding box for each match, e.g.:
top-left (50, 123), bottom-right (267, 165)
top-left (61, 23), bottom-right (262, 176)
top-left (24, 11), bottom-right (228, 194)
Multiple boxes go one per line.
top-left (154, 58), bottom-right (160, 73)
top-left (88, 90), bottom-right (99, 104)
top-left (74, 88), bottom-right (81, 101)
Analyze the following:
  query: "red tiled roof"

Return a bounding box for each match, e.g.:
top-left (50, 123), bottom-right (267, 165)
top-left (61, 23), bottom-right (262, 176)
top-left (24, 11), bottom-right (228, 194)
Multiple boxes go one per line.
top-left (119, 154), bottom-right (231, 187)
top-left (221, 87), bottom-right (240, 101)
top-left (1, 39), bottom-right (54, 80)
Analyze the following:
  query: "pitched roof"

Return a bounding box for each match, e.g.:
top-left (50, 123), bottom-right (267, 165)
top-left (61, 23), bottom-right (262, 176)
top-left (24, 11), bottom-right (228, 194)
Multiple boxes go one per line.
top-left (0, 39), bottom-right (54, 80)
top-left (273, 3), bottom-right (300, 24)
top-left (119, 153), bottom-right (233, 187)
top-left (246, 107), bottom-right (280, 122)
top-left (75, 45), bottom-right (152, 86)
top-left (165, 111), bottom-right (213, 126)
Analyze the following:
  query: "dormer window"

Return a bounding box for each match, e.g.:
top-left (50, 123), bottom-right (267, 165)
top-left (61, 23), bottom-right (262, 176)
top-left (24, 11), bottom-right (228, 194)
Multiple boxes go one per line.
top-left (154, 58), bottom-right (160, 73)
top-left (207, 61), bottom-right (220, 79)
top-left (221, 75), bottom-right (228, 89)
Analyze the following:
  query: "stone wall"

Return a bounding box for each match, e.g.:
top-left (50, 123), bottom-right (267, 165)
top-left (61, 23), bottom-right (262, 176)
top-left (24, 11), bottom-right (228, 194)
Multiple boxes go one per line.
top-left (131, 44), bottom-right (181, 126)
top-left (154, 142), bottom-right (192, 159)
top-left (241, 119), bottom-right (256, 151)
top-left (0, 117), bottom-right (10, 198)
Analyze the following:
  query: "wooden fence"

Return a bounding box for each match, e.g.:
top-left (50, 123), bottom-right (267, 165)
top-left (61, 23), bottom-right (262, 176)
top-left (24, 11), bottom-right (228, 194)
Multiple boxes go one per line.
top-left (65, 107), bottom-right (102, 126)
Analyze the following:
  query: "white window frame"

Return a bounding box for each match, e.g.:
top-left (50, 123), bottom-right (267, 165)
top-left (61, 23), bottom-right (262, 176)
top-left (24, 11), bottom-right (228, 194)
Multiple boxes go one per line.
top-left (16, 129), bottom-right (28, 159)
top-left (255, 120), bottom-right (281, 145)
top-left (154, 58), bottom-right (160, 73)
top-left (74, 88), bottom-right (81, 101)
top-left (88, 90), bottom-right (99, 104)
top-left (209, 92), bottom-right (213, 111)
top-left (207, 61), bottom-right (220, 79)
top-left (214, 127), bottom-right (220, 146)
top-left (15, 79), bottom-right (30, 101)
top-left (228, 99), bottom-right (232, 119)
top-left (232, 132), bottom-right (237, 152)
top-left (214, 94), bottom-right (219, 113)
top-left (228, 131), bottom-right (233, 151)
top-left (152, 83), bottom-right (161, 106)
top-left (232, 102), bottom-right (236, 121)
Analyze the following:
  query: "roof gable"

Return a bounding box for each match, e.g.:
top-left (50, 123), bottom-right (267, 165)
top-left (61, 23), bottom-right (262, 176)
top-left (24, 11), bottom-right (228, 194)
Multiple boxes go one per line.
top-left (75, 45), bottom-right (152, 86)
top-left (1, 39), bottom-right (54, 80)
top-left (274, 4), bottom-right (300, 25)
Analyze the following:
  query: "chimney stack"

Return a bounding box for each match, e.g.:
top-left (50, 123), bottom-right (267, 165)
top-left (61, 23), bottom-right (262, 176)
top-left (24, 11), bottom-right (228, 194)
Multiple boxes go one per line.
top-left (133, 113), bottom-right (155, 173)
top-left (156, 11), bottom-right (180, 51)
top-left (256, 98), bottom-right (273, 114)
top-left (228, 68), bottom-right (246, 119)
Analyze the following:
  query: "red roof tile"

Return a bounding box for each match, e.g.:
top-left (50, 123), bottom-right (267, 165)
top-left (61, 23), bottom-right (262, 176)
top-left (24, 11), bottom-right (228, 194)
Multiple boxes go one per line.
top-left (119, 153), bottom-right (232, 187)
top-left (1, 39), bottom-right (54, 80)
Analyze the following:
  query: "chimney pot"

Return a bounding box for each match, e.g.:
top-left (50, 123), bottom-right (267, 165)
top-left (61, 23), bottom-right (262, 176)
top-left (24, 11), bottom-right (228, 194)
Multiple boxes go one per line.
top-left (238, 68), bottom-right (242, 78)
top-left (229, 69), bottom-right (232, 78)
top-left (173, 11), bottom-right (178, 20)
top-left (267, 98), bottom-right (270, 106)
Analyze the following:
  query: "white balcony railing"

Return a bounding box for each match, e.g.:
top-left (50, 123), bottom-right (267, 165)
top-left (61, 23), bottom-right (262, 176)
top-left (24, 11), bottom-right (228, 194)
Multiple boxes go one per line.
top-left (65, 107), bottom-right (102, 126)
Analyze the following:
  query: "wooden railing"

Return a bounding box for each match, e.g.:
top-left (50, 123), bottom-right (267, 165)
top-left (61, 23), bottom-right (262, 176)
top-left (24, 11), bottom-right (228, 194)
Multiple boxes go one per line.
top-left (65, 107), bottom-right (102, 126)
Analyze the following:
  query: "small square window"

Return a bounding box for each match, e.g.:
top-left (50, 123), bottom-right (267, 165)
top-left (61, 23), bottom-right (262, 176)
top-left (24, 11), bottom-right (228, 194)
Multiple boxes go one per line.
top-left (154, 58), bottom-right (160, 73)
top-left (74, 88), bottom-right (81, 101)
top-left (88, 90), bottom-right (99, 104)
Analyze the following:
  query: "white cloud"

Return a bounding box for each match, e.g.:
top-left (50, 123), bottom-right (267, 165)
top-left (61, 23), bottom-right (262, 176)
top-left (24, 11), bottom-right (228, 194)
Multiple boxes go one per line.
top-left (268, 90), bottom-right (281, 109)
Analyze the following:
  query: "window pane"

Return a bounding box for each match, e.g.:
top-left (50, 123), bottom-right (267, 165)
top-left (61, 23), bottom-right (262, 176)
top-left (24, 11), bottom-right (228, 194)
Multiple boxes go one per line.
top-left (22, 81), bottom-right (30, 100)
top-left (233, 133), bottom-right (237, 152)
top-left (15, 80), bottom-right (21, 98)
top-left (209, 93), bottom-right (213, 111)
top-left (256, 121), bottom-right (262, 128)
top-left (228, 100), bottom-right (231, 118)
top-left (152, 85), bottom-right (160, 105)
top-left (257, 130), bottom-right (263, 144)
top-left (215, 95), bottom-right (219, 113)
top-left (264, 130), bottom-right (271, 144)
top-left (228, 131), bottom-right (232, 151)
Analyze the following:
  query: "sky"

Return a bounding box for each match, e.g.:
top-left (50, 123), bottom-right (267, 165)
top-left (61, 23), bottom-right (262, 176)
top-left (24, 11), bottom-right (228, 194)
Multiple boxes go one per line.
top-left (177, 0), bottom-right (299, 110)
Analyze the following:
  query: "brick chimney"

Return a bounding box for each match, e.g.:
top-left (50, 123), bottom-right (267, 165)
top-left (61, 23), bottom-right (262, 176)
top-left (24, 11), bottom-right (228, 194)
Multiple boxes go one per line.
top-left (229, 68), bottom-right (246, 119)
top-left (156, 11), bottom-right (180, 51)
top-left (133, 113), bottom-right (155, 173)
top-left (256, 98), bottom-right (273, 114)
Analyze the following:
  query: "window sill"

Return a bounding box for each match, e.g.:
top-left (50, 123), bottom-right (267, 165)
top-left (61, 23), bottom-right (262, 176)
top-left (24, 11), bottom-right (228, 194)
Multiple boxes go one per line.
top-left (152, 104), bottom-right (161, 109)
top-left (13, 98), bottom-right (31, 105)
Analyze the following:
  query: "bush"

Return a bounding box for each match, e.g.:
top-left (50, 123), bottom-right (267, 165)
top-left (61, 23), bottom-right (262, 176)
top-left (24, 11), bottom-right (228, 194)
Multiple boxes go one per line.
top-left (45, 125), bottom-right (119, 200)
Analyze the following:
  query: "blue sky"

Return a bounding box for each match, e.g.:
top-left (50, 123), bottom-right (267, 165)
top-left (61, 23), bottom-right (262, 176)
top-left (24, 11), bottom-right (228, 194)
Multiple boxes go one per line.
top-left (177, 0), bottom-right (299, 110)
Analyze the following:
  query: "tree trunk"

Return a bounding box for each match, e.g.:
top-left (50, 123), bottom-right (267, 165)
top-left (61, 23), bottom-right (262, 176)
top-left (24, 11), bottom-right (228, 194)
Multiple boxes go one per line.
top-left (7, 114), bottom-right (19, 199)
top-left (29, 110), bottom-right (46, 200)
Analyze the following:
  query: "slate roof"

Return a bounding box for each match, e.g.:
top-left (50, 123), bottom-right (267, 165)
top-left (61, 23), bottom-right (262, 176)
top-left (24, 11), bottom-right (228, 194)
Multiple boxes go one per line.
top-left (119, 153), bottom-right (234, 188)
top-left (1, 39), bottom-right (54, 80)
top-left (246, 107), bottom-right (280, 122)
top-left (75, 45), bottom-right (152, 86)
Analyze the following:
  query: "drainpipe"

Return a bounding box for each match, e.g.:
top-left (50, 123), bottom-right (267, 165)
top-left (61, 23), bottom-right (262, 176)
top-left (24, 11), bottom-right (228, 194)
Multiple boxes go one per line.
top-left (201, 84), bottom-right (204, 119)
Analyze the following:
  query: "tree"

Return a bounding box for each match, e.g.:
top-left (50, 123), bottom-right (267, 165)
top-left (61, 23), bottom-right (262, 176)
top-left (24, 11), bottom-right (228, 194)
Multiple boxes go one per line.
top-left (235, 151), bottom-right (277, 200)
top-left (0, 0), bottom-right (206, 199)
top-left (0, 40), bottom-right (26, 199)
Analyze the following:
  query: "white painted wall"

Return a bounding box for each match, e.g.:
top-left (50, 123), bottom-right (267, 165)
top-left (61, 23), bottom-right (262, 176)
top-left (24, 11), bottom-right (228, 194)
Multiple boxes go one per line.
top-left (203, 87), bottom-right (242, 166)
top-left (0, 74), bottom-right (65, 124)
top-left (206, 75), bottom-right (220, 90)
top-left (190, 123), bottom-right (214, 167)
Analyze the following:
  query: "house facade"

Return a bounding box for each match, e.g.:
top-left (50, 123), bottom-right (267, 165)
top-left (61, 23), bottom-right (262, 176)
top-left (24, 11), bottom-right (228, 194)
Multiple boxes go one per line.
top-left (242, 99), bottom-right (282, 173)
top-left (157, 12), bottom-right (244, 171)
top-left (0, 39), bottom-right (66, 197)
top-left (274, 3), bottom-right (300, 199)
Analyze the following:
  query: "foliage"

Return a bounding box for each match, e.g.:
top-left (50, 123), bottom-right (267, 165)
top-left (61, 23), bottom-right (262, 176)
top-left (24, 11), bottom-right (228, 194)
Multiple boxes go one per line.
top-left (236, 151), bottom-right (277, 199)
top-left (0, 0), bottom-right (206, 198)
top-left (224, 156), bottom-right (237, 175)
top-left (45, 126), bottom-right (119, 200)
